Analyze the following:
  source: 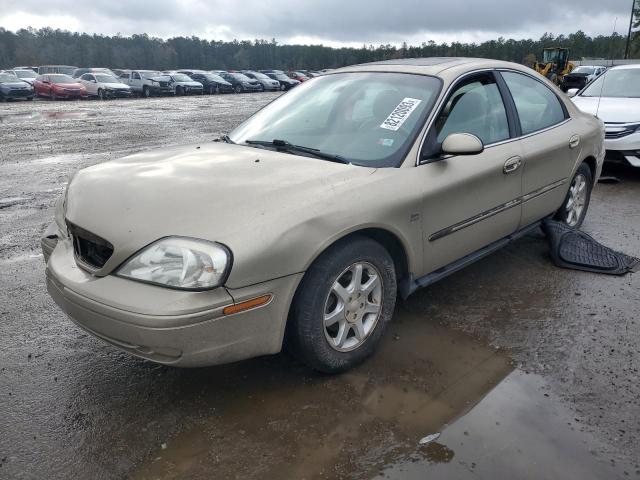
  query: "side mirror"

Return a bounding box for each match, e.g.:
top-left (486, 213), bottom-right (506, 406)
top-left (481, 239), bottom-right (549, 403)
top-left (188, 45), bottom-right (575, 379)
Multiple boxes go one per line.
top-left (441, 133), bottom-right (484, 156)
top-left (567, 88), bottom-right (579, 98)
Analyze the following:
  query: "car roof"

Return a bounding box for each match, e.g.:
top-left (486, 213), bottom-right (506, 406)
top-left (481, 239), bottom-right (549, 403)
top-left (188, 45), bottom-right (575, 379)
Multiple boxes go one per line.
top-left (335, 57), bottom-right (533, 81)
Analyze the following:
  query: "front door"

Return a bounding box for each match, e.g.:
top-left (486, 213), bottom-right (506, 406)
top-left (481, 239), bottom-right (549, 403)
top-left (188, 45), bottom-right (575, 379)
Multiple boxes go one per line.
top-left (419, 71), bottom-right (523, 274)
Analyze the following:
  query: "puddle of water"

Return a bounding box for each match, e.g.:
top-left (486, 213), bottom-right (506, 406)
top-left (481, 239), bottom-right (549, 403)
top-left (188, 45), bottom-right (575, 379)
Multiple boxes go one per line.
top-left (129, 307), bottom-right (632, 480)
top-left (132, 309), bottom-right (514, 480)
top-left (375, 370), bottom-right (630, 480)
top-left (0, 110), bottom-right (99, 124)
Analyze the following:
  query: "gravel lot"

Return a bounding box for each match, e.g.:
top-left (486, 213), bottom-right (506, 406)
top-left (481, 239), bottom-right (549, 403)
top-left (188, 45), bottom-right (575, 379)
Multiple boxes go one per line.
top-left (1, 94), bottom-right (638, 479)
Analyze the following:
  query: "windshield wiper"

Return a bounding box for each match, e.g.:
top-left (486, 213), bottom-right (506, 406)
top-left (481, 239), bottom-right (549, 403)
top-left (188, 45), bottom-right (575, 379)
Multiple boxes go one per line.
top-left (245, 139), bottom-right (350, 164)
top-left (219, 134), bottom-right (235, 144)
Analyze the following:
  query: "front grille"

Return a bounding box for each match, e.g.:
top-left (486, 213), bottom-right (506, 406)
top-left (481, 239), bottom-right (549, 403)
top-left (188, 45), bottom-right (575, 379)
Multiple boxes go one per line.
top-left (158, 81), bottom-right (169, 87)
top-left (67, 222), bottom-right (113, 269)
top-left (605, 123), bottom-right (640, 139)
top-left (10, 90), bottom-right (32, 97)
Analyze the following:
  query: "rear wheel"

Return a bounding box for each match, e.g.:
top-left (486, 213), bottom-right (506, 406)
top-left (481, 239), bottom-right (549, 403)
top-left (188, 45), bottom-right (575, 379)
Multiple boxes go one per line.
top-left (143, 86), bottom-right (151, 98)
top-left (98, 89), bottom-right (105, 100)
top-left (234, 84), bottom-right (242, 94)
top-left (286, 236), bottom-right (397, 373)
top-left (555, 162), bottom-right (593, 228)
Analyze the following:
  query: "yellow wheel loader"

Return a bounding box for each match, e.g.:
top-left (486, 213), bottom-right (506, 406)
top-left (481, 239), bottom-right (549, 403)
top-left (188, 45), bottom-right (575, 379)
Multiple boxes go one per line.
top-left (534, 47), bottom-right (575, 85)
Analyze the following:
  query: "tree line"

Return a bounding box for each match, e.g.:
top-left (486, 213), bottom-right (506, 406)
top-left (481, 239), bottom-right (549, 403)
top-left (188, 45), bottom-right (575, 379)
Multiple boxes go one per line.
top-left (0, 27), bottom-right (637, 71)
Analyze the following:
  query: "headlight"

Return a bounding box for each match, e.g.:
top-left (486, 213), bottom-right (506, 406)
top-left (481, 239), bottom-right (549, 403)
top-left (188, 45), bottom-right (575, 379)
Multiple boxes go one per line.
top-left (117, 237), bottom-right (231, 290)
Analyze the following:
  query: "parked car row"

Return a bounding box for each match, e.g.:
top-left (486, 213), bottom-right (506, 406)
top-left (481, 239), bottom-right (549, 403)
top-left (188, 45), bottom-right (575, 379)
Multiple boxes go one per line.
top-left (0, 65), bottom-right (329, 101)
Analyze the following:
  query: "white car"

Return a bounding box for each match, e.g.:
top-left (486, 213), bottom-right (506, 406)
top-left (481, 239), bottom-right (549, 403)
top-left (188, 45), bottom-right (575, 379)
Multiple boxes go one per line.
top-left (570, 64), bottom-right (640, 167)
top-left (78, 73), bottom-right (132, 100)
top-left (9, 69), bottom-right (38, 86)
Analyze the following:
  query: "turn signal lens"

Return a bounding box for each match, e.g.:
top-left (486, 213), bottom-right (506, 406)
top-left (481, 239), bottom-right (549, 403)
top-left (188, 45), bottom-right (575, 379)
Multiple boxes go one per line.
top-left (223, 295), bottom-right (272, 315)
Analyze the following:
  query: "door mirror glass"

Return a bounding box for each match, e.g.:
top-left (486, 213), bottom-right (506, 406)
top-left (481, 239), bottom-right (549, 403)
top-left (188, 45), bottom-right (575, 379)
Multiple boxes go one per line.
top-left (567, 88), bottom-right (579, 98)
top-left (441, 133), bottom-right (485, 156)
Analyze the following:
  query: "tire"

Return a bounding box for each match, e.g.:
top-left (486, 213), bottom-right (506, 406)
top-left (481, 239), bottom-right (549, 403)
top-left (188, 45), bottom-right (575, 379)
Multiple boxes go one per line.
top-left (281, 84), bottom-right (286, 91)
top-left (234, 84), bottom-right (242, 94)
top-left (554, 162), bottom-right (593, 229)
top-left (286, 236), bottom-right (397, 373)
top-left (259, 84), bottom-right (265, 92)
top-left (176, 86), bottom-right (183, 96)
top-left (98, 89), bottom-right (105, 100)
top-left (143, 86), bottom-right (151, 98)
top-left (51, 90), bottom-right (57, 101)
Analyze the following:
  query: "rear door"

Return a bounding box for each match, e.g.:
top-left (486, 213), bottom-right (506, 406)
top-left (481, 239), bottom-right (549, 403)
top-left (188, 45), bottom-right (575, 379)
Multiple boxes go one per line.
top-left (419, 71), bottom-right (523, 273)
top-left (499, 71), bottom-right (577, 226)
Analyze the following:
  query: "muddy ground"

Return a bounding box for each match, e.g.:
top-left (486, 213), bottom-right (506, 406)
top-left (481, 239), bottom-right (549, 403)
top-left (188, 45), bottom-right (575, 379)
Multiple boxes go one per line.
top-left (0, 94), bottom-right (639, 479)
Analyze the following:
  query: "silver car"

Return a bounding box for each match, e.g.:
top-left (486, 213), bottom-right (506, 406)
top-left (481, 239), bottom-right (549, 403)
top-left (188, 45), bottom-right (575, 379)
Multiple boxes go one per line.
top-left (43, 58), bottom-right (604, 372)
top-left (78, 73), bottom-right (132, 99)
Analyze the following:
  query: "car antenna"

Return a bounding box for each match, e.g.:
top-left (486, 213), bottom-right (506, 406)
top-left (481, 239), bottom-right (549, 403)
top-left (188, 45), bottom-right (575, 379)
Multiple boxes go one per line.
top-left (597, 17), bottom-right (617, 118)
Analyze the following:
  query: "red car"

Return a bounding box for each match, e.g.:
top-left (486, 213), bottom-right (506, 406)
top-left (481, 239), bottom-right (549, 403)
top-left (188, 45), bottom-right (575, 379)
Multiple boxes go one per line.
top-left (287, 71), bottom-right (310, 82)
top-left (33, 74), bottom-right (88, 100)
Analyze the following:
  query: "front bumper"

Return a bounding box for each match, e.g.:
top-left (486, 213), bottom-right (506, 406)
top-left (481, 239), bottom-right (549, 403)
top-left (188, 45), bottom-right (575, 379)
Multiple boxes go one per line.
top-left (604, 130), bottom-right (640, 167)
top-left (149, 85), bottom-right (173, 95)
top-left (105, 89), bottom-right (132, 98)
top-left (3, 89), bottom-right (34, 99)
top-left (43, 231), bottom-right (303, 367)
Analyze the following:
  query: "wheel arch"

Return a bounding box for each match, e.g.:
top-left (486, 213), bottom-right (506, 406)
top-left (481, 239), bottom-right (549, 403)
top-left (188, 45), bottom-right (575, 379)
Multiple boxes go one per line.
top-left (581, 155), bottom-right (597, 183)
top-left (298, 225), bottom-right (415, 301)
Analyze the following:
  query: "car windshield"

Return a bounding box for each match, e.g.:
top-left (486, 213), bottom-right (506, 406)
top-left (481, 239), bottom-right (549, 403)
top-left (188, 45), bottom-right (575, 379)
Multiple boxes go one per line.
top-left (573, 67), bottom-right (596, 75)
top-left (0, 74), bottom-right (18, 82)
top-left (14, 70), bottom-right (37, 78)
top-left (250, 72), bottom-right (269, 80)
top-left (581, 69), bottom-right (640, 98)
top-left (94, 74), bottom-right (118, 83)
top-left (230, 72), bottom-right (442, 168)
top-left (205, 74), bottom-right (225, 82)
top-left (49, 75), bottom-right (75, 84)
top-left (141, 72), bottom-right (162, 79)
top-left (274, 74), bottom-right (291, 81)
top-left (171, 74), bottom-right (192, 82)
top-left (231, 73), bottom-right (251, 81)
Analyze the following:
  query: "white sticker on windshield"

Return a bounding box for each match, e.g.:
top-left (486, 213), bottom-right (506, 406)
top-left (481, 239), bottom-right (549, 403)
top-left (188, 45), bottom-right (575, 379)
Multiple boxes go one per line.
top-left (380, 97), bottom-right (422, 131)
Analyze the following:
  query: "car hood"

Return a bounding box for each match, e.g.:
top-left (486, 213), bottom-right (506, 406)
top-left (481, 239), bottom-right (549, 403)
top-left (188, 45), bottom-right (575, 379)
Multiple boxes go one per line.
top-left (1, 81), bottom-right (31, 88)
top-left (54, 83), bottom-right (84, 88)
top-left (174, 81), bottom-right (202, 87)
top-left (101, 82), bottom-right (130, 89)
top-left (65, 142), bottom-right (377, 278)
top-left (572, 96), bottom-right (640, 123)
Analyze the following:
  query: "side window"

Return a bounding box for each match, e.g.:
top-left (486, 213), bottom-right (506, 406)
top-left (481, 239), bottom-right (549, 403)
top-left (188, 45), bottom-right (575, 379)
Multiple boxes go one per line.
top-left (132, 72), bottom-right (141, 80)
top-left (435, 74), bottom-right (510, 146)
top-left (501, 71), bottom-right (566, 135)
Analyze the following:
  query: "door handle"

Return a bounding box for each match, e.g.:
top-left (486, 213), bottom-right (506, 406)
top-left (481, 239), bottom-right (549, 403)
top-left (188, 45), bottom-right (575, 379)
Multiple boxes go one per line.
top-left (569, 135), bottom-right (580, 149)
top-left (503, 156), bottom-right (522, 174)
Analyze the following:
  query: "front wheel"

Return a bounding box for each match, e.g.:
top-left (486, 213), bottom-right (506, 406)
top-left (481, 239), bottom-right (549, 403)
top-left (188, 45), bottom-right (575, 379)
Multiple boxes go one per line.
top-left (98, 89), bottom-right (105, 100)
top-left (234, 84), bottom-right (242, 94)
top-left (286, 236), bottom-right (397, 373)
top-left (554, 162), bottom-right (593, 228)
top-left (143, 86), bottom-right (151, 98)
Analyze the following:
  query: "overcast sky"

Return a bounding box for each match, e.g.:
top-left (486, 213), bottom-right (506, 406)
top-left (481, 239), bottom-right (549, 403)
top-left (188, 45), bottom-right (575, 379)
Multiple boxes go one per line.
top-left (0, 0), bottom-right (634, 46)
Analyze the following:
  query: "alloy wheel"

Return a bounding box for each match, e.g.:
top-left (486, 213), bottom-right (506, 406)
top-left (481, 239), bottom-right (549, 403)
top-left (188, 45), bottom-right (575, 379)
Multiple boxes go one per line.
top-left (565, 173), bottom-right (587, 227)
top-left (323, 262), bottom-right (383, 352)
